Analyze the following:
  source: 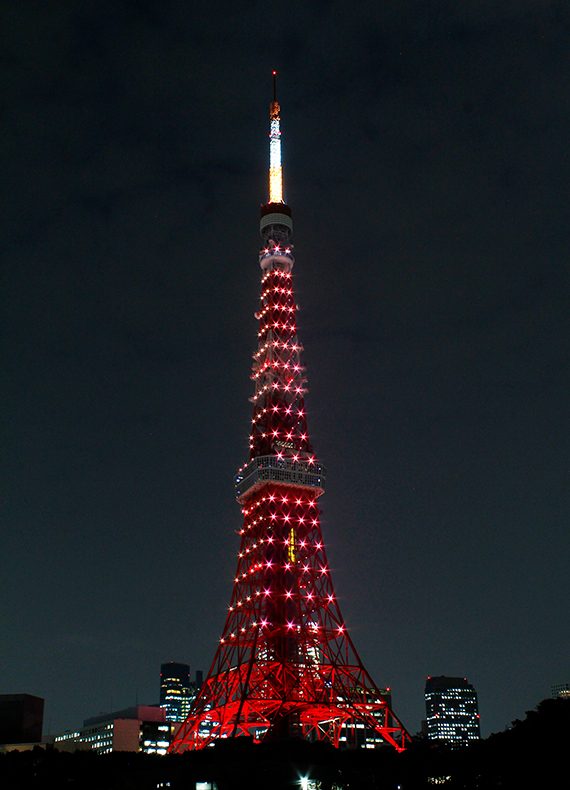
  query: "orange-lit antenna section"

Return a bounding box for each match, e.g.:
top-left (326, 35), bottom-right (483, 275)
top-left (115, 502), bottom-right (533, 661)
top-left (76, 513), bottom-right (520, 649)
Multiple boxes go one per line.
top-left (269, 71), bottom-right (283, 204)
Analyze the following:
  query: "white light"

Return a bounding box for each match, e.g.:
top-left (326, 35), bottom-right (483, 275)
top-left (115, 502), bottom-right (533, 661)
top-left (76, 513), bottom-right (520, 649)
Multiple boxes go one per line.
top-left (269, 116), bottom-right (283, 203)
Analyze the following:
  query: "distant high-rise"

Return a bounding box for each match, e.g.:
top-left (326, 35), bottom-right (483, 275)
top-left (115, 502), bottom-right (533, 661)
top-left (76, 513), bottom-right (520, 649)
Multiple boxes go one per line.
top-left (551, 682), bottom-right (570, 699)
top-left (160, 663), bottom-right (202, 722)
top-left (424, 676), bottom-right (480, 745)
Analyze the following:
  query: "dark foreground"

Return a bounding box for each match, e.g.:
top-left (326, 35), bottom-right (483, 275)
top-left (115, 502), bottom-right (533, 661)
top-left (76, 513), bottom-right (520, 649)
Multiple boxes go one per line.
top-left (1, 698), bottom-right (567, 789)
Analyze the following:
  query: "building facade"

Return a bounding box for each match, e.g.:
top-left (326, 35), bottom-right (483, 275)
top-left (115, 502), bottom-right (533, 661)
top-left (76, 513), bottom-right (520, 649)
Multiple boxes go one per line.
top-left (53, 705), bottom-right (173, 754)
top-left (160, 663), bottom-right (203, 722)
top-left (551, 682), bottom-right (570, 699)
top-left (424, 676), bottom-right (480, 745)
top-left (0, 694), bottom-right (44, 745)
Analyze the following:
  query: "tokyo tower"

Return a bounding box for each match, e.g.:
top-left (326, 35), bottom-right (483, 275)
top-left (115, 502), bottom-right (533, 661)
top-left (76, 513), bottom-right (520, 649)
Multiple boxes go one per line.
top-left (170, 76), bottom-right (410, 753)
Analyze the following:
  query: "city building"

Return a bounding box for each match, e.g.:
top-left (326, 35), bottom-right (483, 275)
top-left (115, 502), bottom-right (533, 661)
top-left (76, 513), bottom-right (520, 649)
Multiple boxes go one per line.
top-left (0, 694), bottom-right (44, 745)
top-left (551, 682), bottom-right (570, 699)
top-left (160, 662), bottom-right (203, 722)
top-left (339, 688), bottom-right (394, 749)
top-left (425, 676), bottom-right (480, 745)
top-left (52, 705), bottom-right (174, 754)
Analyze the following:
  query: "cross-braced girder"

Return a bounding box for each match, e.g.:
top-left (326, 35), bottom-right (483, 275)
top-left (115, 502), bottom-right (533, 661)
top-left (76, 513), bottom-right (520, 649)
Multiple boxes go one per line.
top-left (250, 266), bottom-right (312, 461)
top-left (170, 478), bottom-right (409, 753)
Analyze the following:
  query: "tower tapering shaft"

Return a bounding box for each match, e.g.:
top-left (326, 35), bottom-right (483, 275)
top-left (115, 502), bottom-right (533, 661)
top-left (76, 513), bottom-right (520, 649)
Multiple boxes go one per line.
top-left (169, 81), bottom-right (410, 753)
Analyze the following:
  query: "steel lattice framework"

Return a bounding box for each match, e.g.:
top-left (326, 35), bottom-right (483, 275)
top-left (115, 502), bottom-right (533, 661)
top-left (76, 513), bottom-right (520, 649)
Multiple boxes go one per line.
top-left (169, 78), bottom-right (410, 754)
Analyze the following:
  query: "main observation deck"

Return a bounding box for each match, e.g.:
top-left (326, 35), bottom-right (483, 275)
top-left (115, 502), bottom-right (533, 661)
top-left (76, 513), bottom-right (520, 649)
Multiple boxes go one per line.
top-left (235, 455), bottom-right (326, 503)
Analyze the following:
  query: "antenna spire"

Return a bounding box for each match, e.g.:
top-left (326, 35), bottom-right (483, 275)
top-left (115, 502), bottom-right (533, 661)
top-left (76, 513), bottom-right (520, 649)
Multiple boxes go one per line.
top-left (269, 72), bottom-right (282, 204)
top-left (260, 73), bottom-right (292, 244)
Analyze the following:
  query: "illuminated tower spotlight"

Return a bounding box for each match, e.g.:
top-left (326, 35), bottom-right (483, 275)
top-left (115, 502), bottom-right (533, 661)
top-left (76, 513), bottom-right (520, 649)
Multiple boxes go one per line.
top-left (169, 76), bottom-right (410, 754)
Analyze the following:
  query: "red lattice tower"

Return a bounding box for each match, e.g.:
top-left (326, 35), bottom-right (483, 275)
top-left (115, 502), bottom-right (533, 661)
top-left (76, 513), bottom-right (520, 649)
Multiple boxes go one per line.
top-left (170, 77), bottom-right (410, 753)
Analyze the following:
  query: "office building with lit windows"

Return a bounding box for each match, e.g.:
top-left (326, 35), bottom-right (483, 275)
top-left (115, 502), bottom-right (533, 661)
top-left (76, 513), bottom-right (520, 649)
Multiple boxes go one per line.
top-left (160, 662), bottom-right (203, 722)
top-left (52, 706), bottom-right (173, 754)
top-left (551, 682), bottom-right (570, 699)
top-left (338, 688), bottom-right (394, 749)
top-left (425, 676), bottom-right (480, 745)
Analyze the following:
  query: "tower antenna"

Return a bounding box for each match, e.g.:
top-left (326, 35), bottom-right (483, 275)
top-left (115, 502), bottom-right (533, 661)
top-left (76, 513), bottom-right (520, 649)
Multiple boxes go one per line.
top-left (259, 71), bottom-right (292, 246)
top-left (268, 72), bottom-right (283, 205)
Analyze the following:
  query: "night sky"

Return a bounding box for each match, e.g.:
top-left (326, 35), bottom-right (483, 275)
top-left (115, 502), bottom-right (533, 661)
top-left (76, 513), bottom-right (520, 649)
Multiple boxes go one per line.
top-left (3, 1), bottom-right (569, 739)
